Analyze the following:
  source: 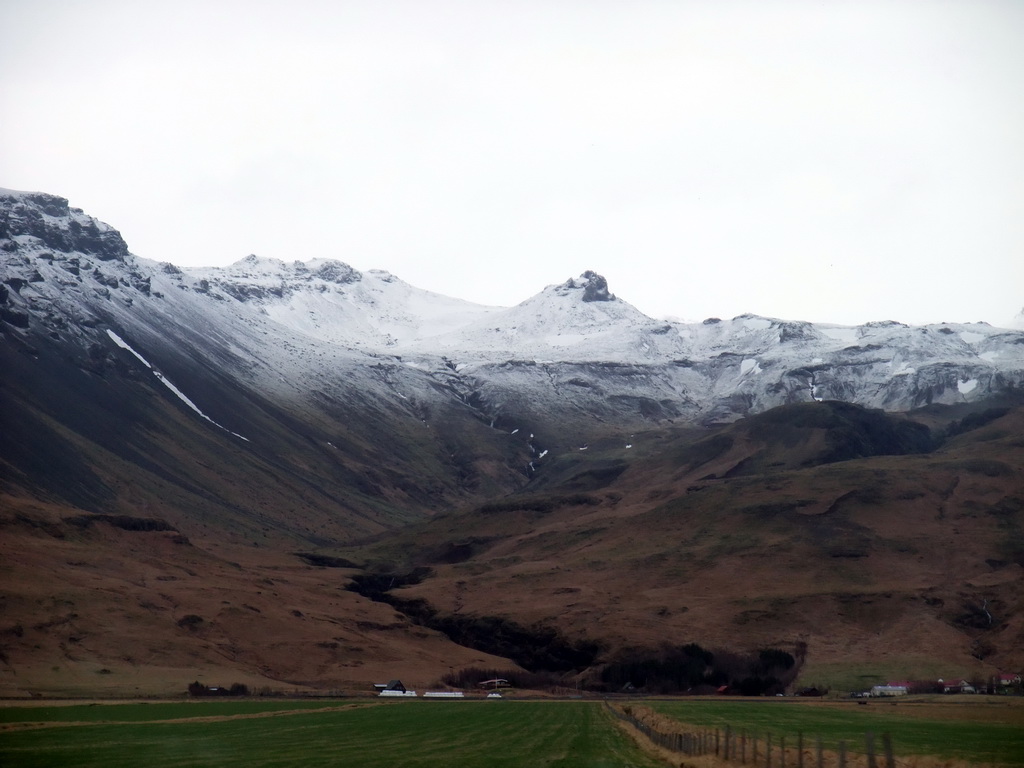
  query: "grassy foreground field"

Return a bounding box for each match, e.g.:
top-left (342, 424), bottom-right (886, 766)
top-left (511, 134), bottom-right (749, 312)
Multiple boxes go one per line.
top-left (0, 699), bottom-right (662, 768)
top-left (4, 697), bottom-right (1024, 767)
top-left (647, 697), bottom-right (1024, 766)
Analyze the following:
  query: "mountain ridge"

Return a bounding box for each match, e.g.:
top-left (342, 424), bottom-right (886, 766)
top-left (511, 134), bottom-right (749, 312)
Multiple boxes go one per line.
top-left (2, 188), bottom-right (1023, 696)
top-left (4, 187), bottom-right (1022, 433)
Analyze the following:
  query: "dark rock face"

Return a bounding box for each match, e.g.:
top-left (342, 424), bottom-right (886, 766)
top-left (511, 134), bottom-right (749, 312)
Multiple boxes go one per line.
top-left (199, 258), bottom-right (360, 303)
top-left (1, 306), bottom-right (29, 327)
top-left (314, 260), bottom-right (359, 284)
top-left (129, 273), bottom-right (151, 296)
top-left (24, 193), bottom-right (70, 218)
top-left (217, 280), bottom-right (284, 302)
top-left (559, 270), bottom-right (615, 302)
top-left (93, 269), bottom-right (120, 289)
top-left (579, 270), bottom-right (613, 302)
top-left (0, 192), bottom-right (129, 262)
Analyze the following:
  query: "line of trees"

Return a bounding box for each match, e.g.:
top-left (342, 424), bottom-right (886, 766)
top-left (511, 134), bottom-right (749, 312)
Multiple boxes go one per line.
top-left (598, 644), bottom-right (799, 695)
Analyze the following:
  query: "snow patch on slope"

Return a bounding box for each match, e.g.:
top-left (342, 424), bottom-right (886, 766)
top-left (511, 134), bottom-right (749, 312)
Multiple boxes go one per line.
top-left (958, 378), bottom-right (979, 395)
top-left (739, 358), bottom-right (762, 376)
top-left (106, 329), bottom-right (249, 441)
top-left (819, 326), bottom-right (859, 343)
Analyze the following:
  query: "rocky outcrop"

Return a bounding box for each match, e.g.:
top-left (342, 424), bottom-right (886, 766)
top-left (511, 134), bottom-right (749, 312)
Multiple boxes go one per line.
top-left (557, 270), bottom-right (615, 302)
top-left (579, 270), bottom-right (613, 302)
top-left (0, 191), bottom-right (129, 262)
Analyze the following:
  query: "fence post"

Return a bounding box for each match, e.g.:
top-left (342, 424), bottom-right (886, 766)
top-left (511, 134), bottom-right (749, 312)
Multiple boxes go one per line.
top-left (797, 732), bottom-right (804, 768)
top-left (838, 741), bottom-right (846, 768)
top-left (866, 731), bottom-right (877, 768)
top-left (753, 733), bottom-right (758, 766)
top-left (725, 725), bottom-right (732, 761)
top-left (780, 735), bottom-right (786, 768)
top-left (717, 728), bottom-right (721, 756)
top-left (816, 736), bottom-right (823, 768)
top-left (742, 730), bottom-right (747, 764)
top-left (882, 733), bottom-right (895, 768)
top-left (767, 733), bottom-right (773, 768)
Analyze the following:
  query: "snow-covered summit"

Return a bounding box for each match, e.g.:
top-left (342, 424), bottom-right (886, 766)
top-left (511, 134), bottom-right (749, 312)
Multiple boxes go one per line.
top-left (3, 190), bottom-right (1024, 426)
top-left (193, 254), bottom-right (362, 285)
top-left (390, 271), bottom-right (691, 362)
top-left (555, 270), bottom-right (615, 302)
top-left (166, 254), bottom-right (503, 349)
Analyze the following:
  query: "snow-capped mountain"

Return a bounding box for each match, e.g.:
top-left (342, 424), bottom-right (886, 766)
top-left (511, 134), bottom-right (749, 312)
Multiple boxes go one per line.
top-left (2, 185), bottom-right (1021, 542)
top-left (3, 188), bottom-right (1023, 436)
top-left (5, 189), bottom-right (1024, 695)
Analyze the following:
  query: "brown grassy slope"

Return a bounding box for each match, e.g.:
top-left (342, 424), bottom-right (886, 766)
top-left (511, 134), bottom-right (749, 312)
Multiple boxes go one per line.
top-left (0, 496), bottom-right (520, 698)
top-left (359, 402), bottom-right (1024, 685)
top-left (2, 401), bottom-right (1020, 696)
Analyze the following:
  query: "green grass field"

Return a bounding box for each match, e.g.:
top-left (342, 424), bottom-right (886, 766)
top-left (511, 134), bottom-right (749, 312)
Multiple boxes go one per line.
top-left (0, 699), bottom-right (662, 768)
top-left (646, 698), bottom-right (1024, 765)
top-left (4, 697), bottom-right (1023, 767)
top-left (0, 699), bottom-right (343, 725)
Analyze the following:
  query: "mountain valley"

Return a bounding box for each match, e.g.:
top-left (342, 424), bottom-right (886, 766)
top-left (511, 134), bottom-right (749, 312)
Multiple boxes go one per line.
top-left (1, 188), bottom-right (1022, 696)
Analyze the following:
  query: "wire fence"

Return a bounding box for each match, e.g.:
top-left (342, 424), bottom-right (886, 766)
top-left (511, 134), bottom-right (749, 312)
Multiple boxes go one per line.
top-left (606, 703), bottom-right (897, 768)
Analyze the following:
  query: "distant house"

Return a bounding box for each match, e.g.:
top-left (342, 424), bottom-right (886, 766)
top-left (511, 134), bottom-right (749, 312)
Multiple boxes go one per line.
top-left (870, 685), bottom-right (908, 697)
top-left (378, 680), bottom-right (417, 698)
top-left (478, 678), bottom-right (510, 690)
top-left (997, 673), bottom-right (1021, 687)
top-left (939, 678), bottom-right (975, 694)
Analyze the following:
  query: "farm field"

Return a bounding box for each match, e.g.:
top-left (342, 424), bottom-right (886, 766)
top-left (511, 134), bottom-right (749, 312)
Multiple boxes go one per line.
top-left (646, 697), bottom-right (1024, 766)
top-left (0, 699), bottom-right (348, 724)
top-left (0, 699), bottom-right (663, 768)
top-left (3, 696), bottom-right (1023, 767)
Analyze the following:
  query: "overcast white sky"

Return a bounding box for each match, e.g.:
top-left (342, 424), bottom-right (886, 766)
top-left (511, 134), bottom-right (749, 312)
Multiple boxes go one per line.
top-left (2, 1), bottom-right (1022, 326)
